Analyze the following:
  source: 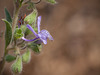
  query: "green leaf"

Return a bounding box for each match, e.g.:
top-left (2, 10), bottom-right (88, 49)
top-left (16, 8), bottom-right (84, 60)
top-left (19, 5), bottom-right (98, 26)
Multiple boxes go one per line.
top-left (2, 19), bottom-right (12, 48)
top-left (46, 0), bottom-right (57, 4)
top-left (11, 56), bottom-right (22, 74)
top-left (27, 42), bottom-right (42, 53)
top-left (24, 9), bottom-right (37, 25)
top-left (5, 8), bottom-right (12, 24)
top-left (5, 55), bottom-right (16, 62)
top-left (14, 28), bottom-right (24, 39)
top-left (22, 49), bottom-right (31, 63)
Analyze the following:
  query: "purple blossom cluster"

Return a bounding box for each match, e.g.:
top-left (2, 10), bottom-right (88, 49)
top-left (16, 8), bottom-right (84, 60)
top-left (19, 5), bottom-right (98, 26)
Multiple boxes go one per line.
top-left (22, 16), bottom-right (53, 44)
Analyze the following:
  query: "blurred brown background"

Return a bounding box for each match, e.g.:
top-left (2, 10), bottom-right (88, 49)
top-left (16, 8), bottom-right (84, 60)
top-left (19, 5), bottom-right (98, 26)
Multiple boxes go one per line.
top-left (1, 0), bottom-right (100, 75)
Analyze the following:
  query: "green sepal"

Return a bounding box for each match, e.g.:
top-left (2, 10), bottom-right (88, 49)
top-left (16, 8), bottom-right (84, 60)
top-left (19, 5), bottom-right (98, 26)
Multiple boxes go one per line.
top-left (2, 19), bottom-right (12, 48)
top-left (24, 9), bottom-right (37, 25)
top-left (11, 56), bottom-right (22, 74)
top-left (27, 42), bottom-right (42, 53)
top-left (46, 0), bottom-right (57, 4)
top-left (5, 8), bottom-right (12, 24)
top-left (14, 28), bottom-right (24, 39)
top-left (5, 55), bottom-right (16, 62)
top-left (20, 25), bottom-right (27, 33)
top-left (22, 49), bottom-right (31, 63)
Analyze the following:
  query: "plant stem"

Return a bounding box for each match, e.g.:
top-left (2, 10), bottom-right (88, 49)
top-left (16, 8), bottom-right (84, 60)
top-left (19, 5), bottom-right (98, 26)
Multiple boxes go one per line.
top-left (0, 2), bottom-right (21, 75)
top-left (0, 58), bottom-right (6, 75)
top-left (11, 7), bottom-right (20, 43)
top-left (0, 49), bottom-right (8, 75)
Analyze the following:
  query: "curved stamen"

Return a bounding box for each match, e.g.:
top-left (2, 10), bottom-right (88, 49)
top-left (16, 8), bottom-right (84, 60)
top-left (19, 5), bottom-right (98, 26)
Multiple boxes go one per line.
top-left (22, 37), bottom-right (39, 42)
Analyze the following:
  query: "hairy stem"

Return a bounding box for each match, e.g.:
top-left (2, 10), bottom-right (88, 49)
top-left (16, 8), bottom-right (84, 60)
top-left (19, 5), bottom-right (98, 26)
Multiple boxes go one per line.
top-left (0, 49), bottom-right (8, 75)
top-left (0, 1), bottom-right (21, 75)
top-left (0, 58), bottom-right (6, 75)
top-left (11, 7), bottom-right (20, 43)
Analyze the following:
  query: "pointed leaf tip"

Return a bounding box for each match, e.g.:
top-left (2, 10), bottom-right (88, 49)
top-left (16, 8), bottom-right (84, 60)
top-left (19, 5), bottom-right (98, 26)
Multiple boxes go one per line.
top-left (5, 8), bottom-right (12, 24)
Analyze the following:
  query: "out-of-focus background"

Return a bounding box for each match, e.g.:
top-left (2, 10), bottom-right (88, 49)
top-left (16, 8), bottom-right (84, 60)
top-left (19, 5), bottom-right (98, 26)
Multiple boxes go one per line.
top-left (1, 0), bottom-right (100, 75)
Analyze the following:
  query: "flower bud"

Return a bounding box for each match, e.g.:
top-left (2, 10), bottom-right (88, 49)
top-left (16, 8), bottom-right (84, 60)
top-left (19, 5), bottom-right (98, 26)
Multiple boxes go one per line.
top-left (11, 56), bottom-right (22, 74)
top-left (24, 9), bottom-right (37, 25)
top-left (14, 28), bottom-right (24, 39)
top-left (22, 49), bottom-right (31, 63)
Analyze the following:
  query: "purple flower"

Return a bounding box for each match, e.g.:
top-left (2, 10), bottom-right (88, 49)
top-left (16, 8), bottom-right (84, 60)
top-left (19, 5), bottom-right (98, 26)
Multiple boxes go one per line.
top-left (22, 16), bottom-right (53, 44)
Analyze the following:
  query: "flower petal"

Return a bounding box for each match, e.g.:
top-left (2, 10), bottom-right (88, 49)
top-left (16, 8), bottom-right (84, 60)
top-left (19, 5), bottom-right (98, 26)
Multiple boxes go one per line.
top-left (40, 38), bottom-right (47, 44)
top-left (37, 16), bottom-right (41, 33)
top-left (22, 37), bottom-right (39, 42)
top-left (42, 39), bottom-right (47, 44)
top-left (40, 30), bottom-right (54, 40)
top-left (48, 34), bottom-right (54, 40)
top-left (26, 24), bottom-right (38, 37)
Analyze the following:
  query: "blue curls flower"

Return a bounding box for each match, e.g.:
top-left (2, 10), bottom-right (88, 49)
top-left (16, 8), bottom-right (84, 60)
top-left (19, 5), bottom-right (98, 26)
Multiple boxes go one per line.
top-left (22, 16), bottom-right (53, 44)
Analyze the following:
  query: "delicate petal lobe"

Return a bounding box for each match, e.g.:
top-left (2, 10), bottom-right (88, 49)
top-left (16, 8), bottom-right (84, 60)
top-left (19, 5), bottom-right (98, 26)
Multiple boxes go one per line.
top-left (40, 38), bottom-right (47, 44)
top-left (48, 34), bottom-right (54, 40)
top-left (40, 30), bottom-right (53, 40)
top-left (37, 16), bottom-right (41, 33)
